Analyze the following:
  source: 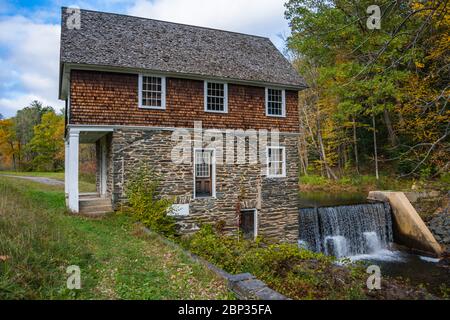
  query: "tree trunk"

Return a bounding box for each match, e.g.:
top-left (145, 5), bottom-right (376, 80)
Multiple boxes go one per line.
top-left (9, 142), bottom-right (16, 170)
top-left (372, 113), bottom-right (379, 180)
top-left (384, 107), bottom-right (398, 146)
top-left (352, 116), bottom-right (359, 174)
top-left (317, 121), bottom-right (338, 180)
top-left (298, 115), bottom-right (309, 176)
top-left (17, 141), bottom-right (22, 170)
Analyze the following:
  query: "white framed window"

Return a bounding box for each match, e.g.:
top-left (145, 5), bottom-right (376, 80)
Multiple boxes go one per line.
top-left (266, 146), bottom-right (286, 178)
top-left (265, 88), bottom-right (286, 117)
top-left (195, 150), bottom-right (211, 178)
top-left (138, 74), bottom-right (166, 109)
top-left (204, 81), bottom-right (228, 113)
top-left (193, 148), bottom-right (216, 198)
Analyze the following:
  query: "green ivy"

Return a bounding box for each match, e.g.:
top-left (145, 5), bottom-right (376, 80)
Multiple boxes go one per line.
top-left (125, 163), bottom-right (176, 237)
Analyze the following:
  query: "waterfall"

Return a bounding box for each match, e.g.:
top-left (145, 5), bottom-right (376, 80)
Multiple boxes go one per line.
top-left (298, 202), bottom-right (393, 257)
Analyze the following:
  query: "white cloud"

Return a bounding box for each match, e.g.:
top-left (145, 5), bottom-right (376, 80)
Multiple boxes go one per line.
top-left (0, 93), bottom-right (61, 115)
top-left (0, 15), bottom-right (63, 117)
top-left (127, 0), bottom-right (290, 49)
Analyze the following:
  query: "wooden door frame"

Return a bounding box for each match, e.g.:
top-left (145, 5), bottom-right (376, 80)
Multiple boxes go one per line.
top-left (240, 208), bottom-right (258, 239)
top-left (193, 148), bottom-right (216, 199)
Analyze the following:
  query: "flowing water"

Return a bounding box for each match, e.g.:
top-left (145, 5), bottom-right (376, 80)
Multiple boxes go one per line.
top-left (298, 202), bottom-right (393, 258)
top-left (298, 198), bottom-right (450, 294)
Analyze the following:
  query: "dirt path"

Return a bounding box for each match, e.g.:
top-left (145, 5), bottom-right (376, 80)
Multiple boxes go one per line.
top-left (0, 174), bottom-right (64, 186)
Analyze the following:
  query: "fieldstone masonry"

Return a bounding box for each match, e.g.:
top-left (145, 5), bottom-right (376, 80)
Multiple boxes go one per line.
top-left (107, 128), bottom-right (299, 243)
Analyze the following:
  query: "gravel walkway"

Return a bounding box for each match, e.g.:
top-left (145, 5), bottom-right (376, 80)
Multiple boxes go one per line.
top-left (0, 175), bottom-right (64, 186)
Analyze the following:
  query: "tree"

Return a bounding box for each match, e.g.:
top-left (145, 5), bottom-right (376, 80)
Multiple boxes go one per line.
top-left (15, 100), bottom-right (54, 168)
top-left (27, 111), bottom-right (65, 171)
top-left (286, 0), bottom-right (449, 178)
top-left (0, 119), bottom-right (19, 170)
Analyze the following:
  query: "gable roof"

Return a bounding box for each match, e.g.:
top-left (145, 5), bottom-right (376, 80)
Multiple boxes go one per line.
top-left (60, 8), bottom-right (306, 92)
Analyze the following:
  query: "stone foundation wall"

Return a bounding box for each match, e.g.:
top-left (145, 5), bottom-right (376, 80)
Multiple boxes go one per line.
top-left (110, 128), bottom-right (299, 242)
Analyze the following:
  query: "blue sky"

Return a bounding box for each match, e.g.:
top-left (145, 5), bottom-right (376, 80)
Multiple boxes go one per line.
top-left (0, 0), bottom-right (291, 118)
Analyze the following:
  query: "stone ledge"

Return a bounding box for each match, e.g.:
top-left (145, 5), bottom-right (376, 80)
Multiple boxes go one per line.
top-left (140, 225), bottom-right (289, 300)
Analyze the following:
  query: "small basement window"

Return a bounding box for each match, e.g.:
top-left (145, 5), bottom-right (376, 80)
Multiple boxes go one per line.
top-left (139, 74), bottom-right (166, 109)
top-left (265, 88), bottom-right (285, 117)
top-left (204, 81), bottom-right (228, 113)
top-left (194, 149), bottom-right (215, 198)
top-left (240, 209), bottom-right (257, 240)
top-left (267, 146), bottom-right (286, 178)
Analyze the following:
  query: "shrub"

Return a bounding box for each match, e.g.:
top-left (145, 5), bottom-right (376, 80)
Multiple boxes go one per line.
top-left (125, 164), bottom-right (176, 237)
top-left (180, 224), bottom-right (367, 299)
top-left (299, 174), bottom-right (328, 186)
top-left (440, 172), bottom-right (450, 186)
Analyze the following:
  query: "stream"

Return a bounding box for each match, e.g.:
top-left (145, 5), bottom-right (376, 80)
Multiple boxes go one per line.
top-left (298, 191), bottom-right (450, 296)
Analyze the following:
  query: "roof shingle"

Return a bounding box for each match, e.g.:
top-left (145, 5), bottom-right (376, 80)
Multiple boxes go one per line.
top-left (60, 8), bottom-right (306, 89)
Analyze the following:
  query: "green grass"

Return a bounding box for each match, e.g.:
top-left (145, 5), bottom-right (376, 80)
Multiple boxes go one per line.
top-left (0, 171), bottom-right (96, 193)
top-left (300, 173), bottom-right (419, 193)
top-left (0, 176), bottom-right (231, 300)
top-left (300, 172), bottom-right (449, 194)
top-left (0, 171), bottom-right (65, 179)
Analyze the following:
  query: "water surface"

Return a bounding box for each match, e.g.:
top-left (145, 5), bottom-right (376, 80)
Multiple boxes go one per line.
top-left (299, 191), bottom-right (367, 208)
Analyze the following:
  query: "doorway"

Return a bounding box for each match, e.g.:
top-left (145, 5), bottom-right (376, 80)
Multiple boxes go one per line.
top-left (240, 209), bottom-right (257, 240)
top-left (194, 149), bottom-right (215, 198)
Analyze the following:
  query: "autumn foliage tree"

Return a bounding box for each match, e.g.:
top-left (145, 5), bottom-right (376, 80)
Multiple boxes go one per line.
top-left (0, 101), bottom-right (65, 171)
top-left (27, 111), bottom-right (65, 171)
top-left (285, 0), bottom-right (449, 179)
top-left (0, 118), bottom-right (19, 170)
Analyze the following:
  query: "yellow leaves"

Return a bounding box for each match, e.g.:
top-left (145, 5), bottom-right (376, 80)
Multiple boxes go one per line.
top-left (415, 61), bottom-right (425, 68)
top-left (410, 1), bottom-right (424, 11)
top-left (0, 119), bottom-right (18, 168)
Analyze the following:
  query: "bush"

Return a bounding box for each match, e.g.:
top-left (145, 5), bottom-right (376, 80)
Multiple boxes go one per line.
top-left (299, 174), bottom-right (328, 186)
top-left (125, 164), bottom-right (176, 237)
top-left (180, 224), bottom-right (367, 299)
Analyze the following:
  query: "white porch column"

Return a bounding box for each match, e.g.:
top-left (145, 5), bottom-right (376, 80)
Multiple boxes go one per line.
top-left (64, 139), bottom-right (69, 194)
top-left (68, 129), bottom-right (79, 213)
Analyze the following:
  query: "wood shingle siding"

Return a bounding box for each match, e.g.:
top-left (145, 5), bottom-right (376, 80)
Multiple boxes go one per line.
top-left (69, 70), bottom-right (300, 132)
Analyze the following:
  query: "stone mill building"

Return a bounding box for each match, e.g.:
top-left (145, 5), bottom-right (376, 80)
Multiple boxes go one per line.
top-left (60, 8), bottom-right (307, 242)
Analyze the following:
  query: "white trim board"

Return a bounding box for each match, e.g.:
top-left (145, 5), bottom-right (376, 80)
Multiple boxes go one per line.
top-left (66, 124), bottom-right (301, 136)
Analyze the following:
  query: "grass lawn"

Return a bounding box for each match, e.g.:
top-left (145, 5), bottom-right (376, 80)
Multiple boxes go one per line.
top-left (0, 171), bottom-right (96, 193)
top-left (0, 176), bottom-right (232, 299)
top-left (299, 173), bottom-right (449, 193)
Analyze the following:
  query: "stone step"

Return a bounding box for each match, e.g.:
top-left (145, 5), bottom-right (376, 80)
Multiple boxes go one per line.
top-left (79, 198), bottom-right (111, 209)
top-left (79, 204), bottom-right (112, 214)
top-left (79, 194), bottom-right (101, 201)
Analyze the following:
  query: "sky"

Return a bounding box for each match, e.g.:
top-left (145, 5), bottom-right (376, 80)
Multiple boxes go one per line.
top-left (0, 0), bottom-right (292, 118)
